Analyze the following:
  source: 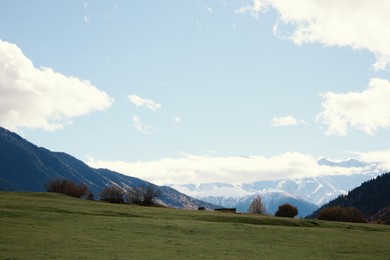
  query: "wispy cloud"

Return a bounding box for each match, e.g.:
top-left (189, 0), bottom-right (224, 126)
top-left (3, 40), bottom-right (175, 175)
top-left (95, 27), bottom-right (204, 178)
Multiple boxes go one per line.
top-left (238, 0), bottom-right (390, 70)
top-left (352, 149), bottom-right (390, 170)
top-left (104, 4), bottom-right (118, 19)
top-left (271, 116), bottom-right (305, 127)
top-left (82, 1), bottom-right (91, 23)
top-left (189, 19), bottom-right (202, 29)
top-left (84, 15), bottom-right (91, 23)
top-left (317, 78), bottom-right (390, 136)
top-left (128, 95), bottom-right (161, 111)
top-left (132, 115), bottom-right (156, 135)
top-left (0, 40), bottom-right (113, 132)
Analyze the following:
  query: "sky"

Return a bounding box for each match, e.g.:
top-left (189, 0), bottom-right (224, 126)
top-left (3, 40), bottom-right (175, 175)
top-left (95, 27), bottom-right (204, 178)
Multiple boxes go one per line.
top-left (1, 0), bottom-right (390, 185)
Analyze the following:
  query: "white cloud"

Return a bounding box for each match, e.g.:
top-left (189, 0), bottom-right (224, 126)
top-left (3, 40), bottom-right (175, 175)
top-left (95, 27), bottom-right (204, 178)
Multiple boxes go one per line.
top-left (128, 95), bottom-right (161, 111)
top-left (317, 78), bottom-right (390, 136)
top-left (104, 4), bottom-right (118, 19)
top-left (352, 149), bottom-right (390, 170)
top-left (173, 116), bottom-right (182, 123)
top-left (271, 115), bottom-right (305, 127)
top-left (0, 40), bottom-right (113, 132)
top-left (132, 114), bottom-right (155, 135)
top-left (86, 152), bottom-right (374, 185)
top-left (238, 0), bottom-right (390, 70)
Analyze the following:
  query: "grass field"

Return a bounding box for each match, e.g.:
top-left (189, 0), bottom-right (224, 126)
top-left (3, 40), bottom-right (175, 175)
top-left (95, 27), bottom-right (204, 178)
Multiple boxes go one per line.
top-left (1, 192), bottom-right (389, 259)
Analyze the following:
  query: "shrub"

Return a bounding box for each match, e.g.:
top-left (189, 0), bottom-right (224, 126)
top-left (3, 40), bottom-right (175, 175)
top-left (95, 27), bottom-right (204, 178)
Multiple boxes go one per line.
top-left (45, 179), bottom-right (88, 198)
top-left (127, 184), bottom-right (161, 206)
top-left (275, 203), bottom-right (298, 218)
top-left (317, 206), bottom-right (366, 223)
top-left (247, 194), bottom-right (266, 214)
top-left (86, 192), bottom-right (95, 201)
top-left (99, 185), bottom-right (125, 203)
top-left (370, 207), bottom-right (390, 225)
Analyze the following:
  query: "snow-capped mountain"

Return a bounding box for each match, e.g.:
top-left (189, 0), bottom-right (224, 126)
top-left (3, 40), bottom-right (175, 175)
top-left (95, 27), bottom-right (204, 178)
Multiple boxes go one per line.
top-left (168, 158), bottom-right (381, 216)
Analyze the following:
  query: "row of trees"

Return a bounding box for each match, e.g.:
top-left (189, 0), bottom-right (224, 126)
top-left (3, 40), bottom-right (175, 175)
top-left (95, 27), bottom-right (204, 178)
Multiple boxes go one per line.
top-left (99, 184), bottom-right (161, 205)
top-left (247, 194), bottom-right (367, 223)
top-left (45, 179), bottom-right (161, 206)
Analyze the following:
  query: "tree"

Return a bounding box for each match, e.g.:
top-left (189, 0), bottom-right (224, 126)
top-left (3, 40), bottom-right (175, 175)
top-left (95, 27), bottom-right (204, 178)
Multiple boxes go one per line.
top-left (45, 179), bottom-right (88, 198)
top-left (99, 185), bottom-right (125, 203)
top-left (127, 184), bottom-right (161, 206)
top-left (317, 206), bottom-right (366, 223)
top-left (275, 203), bottom-right (298, 218)
top-left (247, 194), bottom-right (266, 214)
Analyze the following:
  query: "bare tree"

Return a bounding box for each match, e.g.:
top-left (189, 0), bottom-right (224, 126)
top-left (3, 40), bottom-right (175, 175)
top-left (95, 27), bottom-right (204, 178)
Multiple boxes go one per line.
top-left (99, 185), bottom-right (125, 203)
top-left (247, 194), bottom-right (266, 214)
top-left (127, 184), bottom-right (161, 206)
top-left (127, 186), bottom-right (144, 205)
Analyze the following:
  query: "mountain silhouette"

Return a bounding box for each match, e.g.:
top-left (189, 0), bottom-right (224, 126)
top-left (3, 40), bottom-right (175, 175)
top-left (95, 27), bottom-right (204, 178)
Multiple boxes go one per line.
top-left (0, 127), bottom-right (214, 209)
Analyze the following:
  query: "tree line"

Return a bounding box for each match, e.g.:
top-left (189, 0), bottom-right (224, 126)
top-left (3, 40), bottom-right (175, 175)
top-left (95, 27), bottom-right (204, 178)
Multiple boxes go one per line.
top-left (45, 179), bottom-right (376, 223)
top-left (45, 179), bottom-right (161, 206)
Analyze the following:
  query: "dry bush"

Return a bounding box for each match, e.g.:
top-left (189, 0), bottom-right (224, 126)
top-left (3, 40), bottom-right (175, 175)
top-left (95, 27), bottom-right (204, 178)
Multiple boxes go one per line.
top-left (99, 185), bottom-right (125, 203)
top-left (317, 206), bottom-right (366, 223)
top-left (127, 184), bottom-right (161, 206)
top-left (45, 179), bottom-right (88, 198)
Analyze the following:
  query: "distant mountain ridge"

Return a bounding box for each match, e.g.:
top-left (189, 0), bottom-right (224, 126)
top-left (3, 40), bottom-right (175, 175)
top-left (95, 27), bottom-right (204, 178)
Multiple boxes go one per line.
top-left (317, 158), bottom-right (369, 168)
top-left (169, 162), bottom-right (380, 216)
top-left (0, 127), bottom-right (215, 209)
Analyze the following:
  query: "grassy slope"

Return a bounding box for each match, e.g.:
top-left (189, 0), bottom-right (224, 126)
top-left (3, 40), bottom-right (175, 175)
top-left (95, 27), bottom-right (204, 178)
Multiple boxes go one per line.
top-left (1, 192), bottom-right (389, 259)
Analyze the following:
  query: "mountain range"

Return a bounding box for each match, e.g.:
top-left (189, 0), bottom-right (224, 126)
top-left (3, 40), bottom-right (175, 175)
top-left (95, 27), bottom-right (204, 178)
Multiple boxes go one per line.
top-left (169, 160), bottom-right (380, 217)
top-left (1, 126), bottom-right (386, 218)
top-left (0, 127), bottom-right (214, 209)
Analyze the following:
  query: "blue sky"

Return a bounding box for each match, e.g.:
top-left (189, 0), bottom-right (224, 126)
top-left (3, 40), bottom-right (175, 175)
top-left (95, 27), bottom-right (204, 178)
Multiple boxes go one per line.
top-left (1, 1), bottom-right (390, 184)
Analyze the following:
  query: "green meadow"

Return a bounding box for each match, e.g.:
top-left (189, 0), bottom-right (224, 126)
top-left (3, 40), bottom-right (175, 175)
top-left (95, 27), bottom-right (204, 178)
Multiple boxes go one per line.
top-left (1, 192), bottom-right (389, 259)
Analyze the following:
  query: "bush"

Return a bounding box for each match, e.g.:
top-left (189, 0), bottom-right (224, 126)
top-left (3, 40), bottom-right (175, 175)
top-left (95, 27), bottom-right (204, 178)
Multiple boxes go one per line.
top-left (86, 192), bottom-right (95, 201)
top-left (45, 179), bottom-right (88, 198)
top-left (371, 207), bottom-right (390, 225)
top-left (247, 194), bottom-right (266, 214)
top-left (99, 185), bottom-right (125, 203)
top-left (317, 206), bottom-right (366, 223)
top-left (275, 203), bottom-right (298, 218)
top-left (127, 184), bottom-right (161, 206)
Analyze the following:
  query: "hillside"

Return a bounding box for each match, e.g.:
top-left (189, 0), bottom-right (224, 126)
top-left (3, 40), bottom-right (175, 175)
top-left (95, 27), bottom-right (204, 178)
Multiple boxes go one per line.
top-left (308, 172), bottom-right (390, 223)
top-left (0, 127), bottom-right (214, 209)
top-left (1, 192), bottom-right (389, 259)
